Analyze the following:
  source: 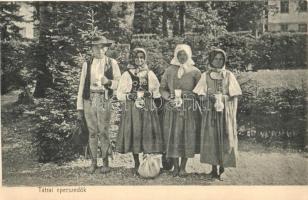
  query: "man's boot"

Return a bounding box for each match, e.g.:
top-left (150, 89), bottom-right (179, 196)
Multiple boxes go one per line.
top-left (88, 159), bottom-right (97, 174)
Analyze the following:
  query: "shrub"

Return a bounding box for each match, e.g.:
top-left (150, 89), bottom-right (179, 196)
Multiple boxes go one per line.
top-left (253, 33), bottom-right (307, 69)
top-left (1, 40), bottom-right (29, 94)
top-left (212, 33), bottom-right (257, 71)
top-left (31, 60), bottom-right (80, 163)
top-left (238, 79), bottom-right (306, 149)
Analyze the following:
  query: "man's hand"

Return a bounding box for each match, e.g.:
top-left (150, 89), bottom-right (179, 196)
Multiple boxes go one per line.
top-left (101, 76), bottom-right (112, 86)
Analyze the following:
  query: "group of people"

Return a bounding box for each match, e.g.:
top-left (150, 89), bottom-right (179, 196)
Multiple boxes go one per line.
top-left (77, 35), bottom-right (242, 180)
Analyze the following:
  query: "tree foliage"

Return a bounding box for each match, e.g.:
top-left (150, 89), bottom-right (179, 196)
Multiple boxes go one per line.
top-left (0, 2), bottom-right (31, 94)
top-left (212, 1), bottom-right (268, 32)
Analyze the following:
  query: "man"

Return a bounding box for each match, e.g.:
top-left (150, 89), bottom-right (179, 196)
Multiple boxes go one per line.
top-left (77, 35), bottom-right (121, 174)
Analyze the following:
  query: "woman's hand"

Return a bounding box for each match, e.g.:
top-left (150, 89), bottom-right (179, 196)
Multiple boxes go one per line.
top-left (199, 95), bottom-right (207, 110)
top-left (199, 95), bottom-right (206, 102)
top-left (227, 144), bottom-right (232, 154)
top-left (144, 91), bottom-right (152, 98)
top-left (223, 94), bottom-right (231, 101)
top-left (168, 98), bottom-right (182, 108)
top-left (208, 93), bottom-right (216, 103)
top-left (126, 93), bottom-right (137, 100)
top-left (135, 98), bottom-right (145, 109)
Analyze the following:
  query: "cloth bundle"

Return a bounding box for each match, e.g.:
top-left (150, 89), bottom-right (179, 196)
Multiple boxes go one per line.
top-left (138, 154), bottom-right (161, 178)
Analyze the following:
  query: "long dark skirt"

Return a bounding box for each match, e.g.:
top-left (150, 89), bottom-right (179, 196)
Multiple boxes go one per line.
top-left (200, 100), bottom-right (237, 167)
top-left (162, 97), bottom-right (201, 158)
top-left (116, 97), bottom-right (163, 154)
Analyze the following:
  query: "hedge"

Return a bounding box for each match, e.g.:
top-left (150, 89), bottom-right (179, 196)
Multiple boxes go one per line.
top-left (129, 32), bottom-right (306, 76)
top-left (253, 33), bottom-right (307, 69)
top-left (237, 79), bottom-right (306, 149)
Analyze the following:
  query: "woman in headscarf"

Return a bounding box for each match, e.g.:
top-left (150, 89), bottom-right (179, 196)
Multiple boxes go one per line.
top-left (193, 49), bottom-right (242, 180)
top-left (160, 44), bottom-right (201, 177)
top-left (116, 48), bottom-right (163, 174)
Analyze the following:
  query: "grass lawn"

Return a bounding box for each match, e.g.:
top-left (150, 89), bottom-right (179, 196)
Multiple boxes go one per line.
top-left (2, 112), bottom-right (307, 186)
top-left (239, 69), bottom-right (308, 89)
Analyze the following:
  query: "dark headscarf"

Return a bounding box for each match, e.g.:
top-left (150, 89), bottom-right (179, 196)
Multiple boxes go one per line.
top-left (208, 48), bottom-right (227, 69)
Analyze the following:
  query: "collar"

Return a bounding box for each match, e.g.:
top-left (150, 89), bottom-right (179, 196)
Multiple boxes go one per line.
top-left (208, 66), bottom-right (227, 78)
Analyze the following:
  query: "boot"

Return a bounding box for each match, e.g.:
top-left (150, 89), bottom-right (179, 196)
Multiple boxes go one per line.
top-left (133, 154), bottom-right (140, 175)
top-left (88, 159), bottom-right (97, 174)
top-left (218, 166), bottom-right (225, 181)
top-left (209, 165), bottom-right (219, 179)
top-left (179, 157), bottom-right (188, 177)
top-left (162, 153), bottom-right (173, 171)
top-left (172, 158), bottom-right (180, 177)
top-left (100, 157), bottom-right (111, 174)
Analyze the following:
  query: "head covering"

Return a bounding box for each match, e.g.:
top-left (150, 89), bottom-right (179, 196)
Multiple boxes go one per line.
top-left (91, 35), bottom-right (114, 46)
top-left (208, 48), bottom-right (227, 71)
top-left (207, 48), bottom-right (227, 79)
top-left (127, 48), bottom-right (148, 70)
top-left (170, 44), bottom-right (195, 79)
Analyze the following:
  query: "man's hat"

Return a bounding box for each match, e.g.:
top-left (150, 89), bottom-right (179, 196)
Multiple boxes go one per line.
top-left (91, 35), bottom-right (114, 46)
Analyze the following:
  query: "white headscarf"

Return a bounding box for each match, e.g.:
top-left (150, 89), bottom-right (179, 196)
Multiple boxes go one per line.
top-left (127, 48), bottom-right (149, 71)
top-left (170, 44), bottom-right (195, 79)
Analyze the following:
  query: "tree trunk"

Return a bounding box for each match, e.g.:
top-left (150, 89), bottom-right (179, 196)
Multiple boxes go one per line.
top-left (162, 2), bottom-right (168, 37)
top-left (33, 2), bottom-right (53, 98)
top-left (132, 2), bottom-right (144, 33)
top-left (172, 8), bottom-right (179, 36)
top-left (179, 2), bottom-right (185, 36)
top-left (126, 2), bottom-right (135, 32)
top-left (111, 2), bottom-right (135, 31)
top-left (145, 3), bottom-right (151, 33)
top-left (0, 26), bottom-right (8, 94)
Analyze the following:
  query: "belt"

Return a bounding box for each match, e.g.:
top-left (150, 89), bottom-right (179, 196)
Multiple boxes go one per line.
top-left (90, 89), bottom-right (110, 100)
top-left (90, 89), bottom-right (106, 94)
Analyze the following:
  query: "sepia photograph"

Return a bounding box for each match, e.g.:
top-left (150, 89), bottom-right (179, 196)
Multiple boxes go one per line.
top-left (1, 0), bottom-right (307, 193)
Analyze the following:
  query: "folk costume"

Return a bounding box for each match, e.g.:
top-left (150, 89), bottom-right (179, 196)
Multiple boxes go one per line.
top-left (116, 48), bottom-right (163, 172)
top-left (77, 36), bottom-right (121, 173)
top-left (193, 49), bottom-right (242, 179)
top-left (159, 44), bottom-right (201, 176)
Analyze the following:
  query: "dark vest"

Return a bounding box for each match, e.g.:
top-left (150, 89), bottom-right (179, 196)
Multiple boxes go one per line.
top-left (83, 57), bottom-right (114, 100)
top-left (127, 70), bottom-right (149, 93)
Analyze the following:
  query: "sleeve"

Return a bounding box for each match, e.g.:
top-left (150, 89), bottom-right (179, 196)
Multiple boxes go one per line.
top-left (148, 70), bottom-right (161, 98)
top-left (110, 59), bottom-right (121, 90)
top-left (159, 69), bottom-right (171, 100)
top-left (195, 69), bottom-right (202, 83)
top-left (193, 72), bottom-right (207, 96)
top-left (116, 71), bottom-right (132, 101)
top-left (77, 62), bottom-right (87, 110)
top-left (228, 72), bottom-right (242, 97)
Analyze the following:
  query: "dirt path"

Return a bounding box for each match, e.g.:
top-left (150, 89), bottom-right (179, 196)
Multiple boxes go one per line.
top-left (1, 112), bottom-right (307, 186)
